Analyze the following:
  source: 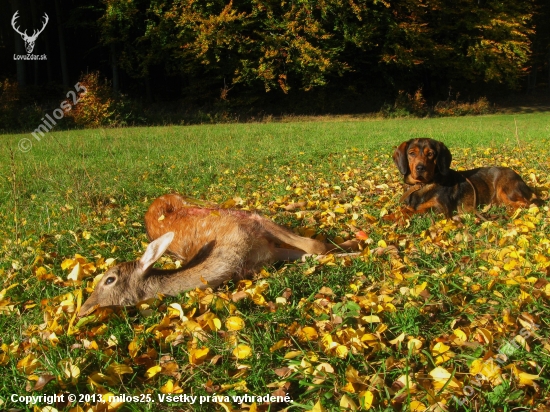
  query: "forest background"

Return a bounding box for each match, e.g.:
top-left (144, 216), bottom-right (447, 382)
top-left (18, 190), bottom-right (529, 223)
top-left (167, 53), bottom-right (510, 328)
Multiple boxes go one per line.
top-left (1, 0), bottom-right (550, 130)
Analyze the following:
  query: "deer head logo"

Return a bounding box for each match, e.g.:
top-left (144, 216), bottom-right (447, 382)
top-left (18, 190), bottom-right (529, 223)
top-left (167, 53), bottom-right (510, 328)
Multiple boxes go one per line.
top-left (11, 11), bottom-right (49, 54)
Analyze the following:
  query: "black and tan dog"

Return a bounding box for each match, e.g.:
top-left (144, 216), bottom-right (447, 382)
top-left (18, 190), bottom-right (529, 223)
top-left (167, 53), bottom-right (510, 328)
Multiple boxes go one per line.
top-left (392, 138), bottom-right (543, 218)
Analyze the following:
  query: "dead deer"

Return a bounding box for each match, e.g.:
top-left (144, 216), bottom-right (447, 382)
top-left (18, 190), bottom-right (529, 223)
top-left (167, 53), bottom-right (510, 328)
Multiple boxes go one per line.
top-left (78, 194), bottom-right (358, 316)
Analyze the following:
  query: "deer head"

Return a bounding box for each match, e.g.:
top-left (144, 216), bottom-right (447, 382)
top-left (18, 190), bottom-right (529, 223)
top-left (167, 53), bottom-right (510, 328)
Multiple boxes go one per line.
top-left (11, 11), bottom-right (49, 54)
top-left (78, 232), bottom-right (176, 316)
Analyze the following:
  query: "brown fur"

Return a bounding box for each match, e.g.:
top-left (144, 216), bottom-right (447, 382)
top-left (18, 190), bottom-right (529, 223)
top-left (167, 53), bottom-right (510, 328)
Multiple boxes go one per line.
top-left (79, 194), bottom-right (358, 316)
top-left (392, 138), bottom-right (543, 218)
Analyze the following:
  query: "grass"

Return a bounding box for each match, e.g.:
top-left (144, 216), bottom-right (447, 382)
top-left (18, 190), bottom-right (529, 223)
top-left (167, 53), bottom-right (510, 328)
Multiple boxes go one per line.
top-left (0, 112), bottom-right (550, 411)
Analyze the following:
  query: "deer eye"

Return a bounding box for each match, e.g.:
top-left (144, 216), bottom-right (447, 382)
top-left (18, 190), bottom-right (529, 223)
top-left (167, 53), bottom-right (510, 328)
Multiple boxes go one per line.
top-left (105, 276), bottom-right (116, 285)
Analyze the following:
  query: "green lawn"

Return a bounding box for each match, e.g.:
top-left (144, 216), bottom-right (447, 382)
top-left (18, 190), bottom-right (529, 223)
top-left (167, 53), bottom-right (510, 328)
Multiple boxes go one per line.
top-left (0, 112), bottom-right (549, 411)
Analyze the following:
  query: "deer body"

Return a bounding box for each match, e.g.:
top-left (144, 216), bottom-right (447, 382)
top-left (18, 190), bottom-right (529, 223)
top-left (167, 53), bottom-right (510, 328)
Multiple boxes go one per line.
top-left (78, 194), bottom-right (357, 316)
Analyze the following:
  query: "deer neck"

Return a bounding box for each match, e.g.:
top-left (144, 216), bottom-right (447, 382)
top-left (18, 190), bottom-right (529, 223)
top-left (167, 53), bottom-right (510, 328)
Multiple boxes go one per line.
top-left (140, 260), bottom-right (227, 300)
top-left (138, 242), bottom-right (247, 301)
top-left (140, 267), bottom-right (195, 298)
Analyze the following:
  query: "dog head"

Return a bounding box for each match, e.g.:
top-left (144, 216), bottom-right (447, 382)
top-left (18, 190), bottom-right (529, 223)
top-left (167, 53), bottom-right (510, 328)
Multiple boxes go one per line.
top-left (393, 138), bottom-right (452, 184)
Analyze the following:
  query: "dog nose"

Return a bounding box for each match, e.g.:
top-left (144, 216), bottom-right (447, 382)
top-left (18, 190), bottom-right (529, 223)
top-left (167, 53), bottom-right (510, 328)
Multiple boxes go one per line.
top-left (415, 164), bottom-right (425, 172)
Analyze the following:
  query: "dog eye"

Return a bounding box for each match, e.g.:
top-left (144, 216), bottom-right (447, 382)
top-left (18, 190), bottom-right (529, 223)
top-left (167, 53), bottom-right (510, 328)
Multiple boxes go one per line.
top-left (105, 276), bottom-right (116, 285)
top-left (427, 152), bottom-right (435, 157)
top-left (408, 152), bottom-right (416, 157)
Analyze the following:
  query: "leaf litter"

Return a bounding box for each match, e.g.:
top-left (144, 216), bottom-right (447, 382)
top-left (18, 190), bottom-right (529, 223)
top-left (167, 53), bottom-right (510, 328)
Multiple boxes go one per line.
top-left (0, 144), bottom-right (549, 411)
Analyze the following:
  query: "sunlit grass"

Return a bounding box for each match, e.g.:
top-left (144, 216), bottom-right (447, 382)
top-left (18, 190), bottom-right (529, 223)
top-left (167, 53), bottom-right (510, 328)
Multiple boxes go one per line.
top-left (0, 112), bottom-right (549, 411)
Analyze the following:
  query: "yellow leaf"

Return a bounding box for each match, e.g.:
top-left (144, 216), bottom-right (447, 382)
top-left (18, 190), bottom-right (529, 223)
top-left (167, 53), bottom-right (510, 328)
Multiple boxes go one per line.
top-left (432, 342), bottom-right (450, 355)
top-left (376, 323), bottom-right (388, 333)
top-left (87, 372), bottom-right (117, 388)
top-left (361, 315), bottom-right (381, 323)
top-left (233, 344), bottom-right (252, 360)
top-left (252, 293), bottom-right (266, 306)
top-left (67, 262), bottom-right (83, 281)
top-left (145, 365), bottom-right (162, 379)
top-left (128, 340), bottom-right (140, 358)
top-left (341, 381), bottom-right (356, 393)
top-left (315, 362), bottom-right (335, 375)
top-left (358, 390), bottom-right (374, 410)
top-left (514, 334), bottom-right (529, 351)
top-left (167, 303), bottom-right (185, 320)
top-left (429, 366), bottom-right (461, 391)
top-left (105, 362), bottom-right (133, 377)
top-left (17, 354), bottom-right (39, 374)
top-left (218, 402), bottom-right (234, 412)
top-left (0, 352), bottom-right (9, 366)
top-left (340, 394), bottom-right (357, 410)
top-left (410, 400), bottom-right (427, 411)
top-left (411, 282), bottom-right (427, 297)
top-left (270, 340), bottom-right (286, 352)
top-left (510, 365), bottom-right (539, 387)
top-left (470, 359), bottom-right (502, 385)
top-left (60, 361), bottom-right (80, 380)
top-left (476, 328), bottom-right (493, 345)
top-left (303, 266), bottom-right (316, 275)
top-left (284, 350), bottom-right (303, 359)
top-left (225, 316), bottom-right (245, 331)
top-left (432, 342), bottom-right (454, 364)
top-left (189, 347), bottom-right (210, 365)
top-left (211, 317), bottom-right (222, 331)
top-left (360, 333), bottom-right (378, 346)
top-left (299, 326), bottom-right (319, 341)
top-left (335, 345), bottom-right (349, 359)
top-left (276, 297), bottom-right (287, 306)
top-left (61, 258), bottom-right (75, 270)
top-left (333, 236), bottom-right (345, 244)
top-left (429, 366), bottom-right (451, 380)
top-left (389, 333), bottom-right (405, 345)
top-left (104, 391), bottom-right (124, 409)
top-left (312, 400), bottom-right (326, 412)
top-left (407, 338), bottom-right (422, 353)
top-left (160, 379), bottom-right (183, 394)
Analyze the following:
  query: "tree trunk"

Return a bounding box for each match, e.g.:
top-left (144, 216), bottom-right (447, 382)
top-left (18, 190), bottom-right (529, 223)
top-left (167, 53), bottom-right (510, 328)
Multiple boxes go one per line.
top-left (54, 0), bottom-right (69, 87)
top-left (10, 0), bottom-right (26, 86)
top-left (40, 0), bottom-right (53, 83)
top-left (531, 56), bottom-right (538, 91)
top-left (30, 0), bottom-right (39, 85)
top-left (145, 74), bottom-right (152, 102)
top-left (110, 43), bottom-right (119, 93)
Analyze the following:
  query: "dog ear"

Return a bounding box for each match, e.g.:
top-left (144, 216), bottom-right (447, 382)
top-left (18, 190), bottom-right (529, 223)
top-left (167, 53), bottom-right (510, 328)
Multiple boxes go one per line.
top-left (435, 141), bottom-right (452, 175)
top-left (393, 141), bottom-right (410, 175)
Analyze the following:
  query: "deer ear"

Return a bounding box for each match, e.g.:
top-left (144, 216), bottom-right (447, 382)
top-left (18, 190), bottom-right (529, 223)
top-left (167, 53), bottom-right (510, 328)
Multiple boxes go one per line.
top-left (393, 141), bottom-right (411, 175)
top-left (139, 232), bottom-right (175, 271)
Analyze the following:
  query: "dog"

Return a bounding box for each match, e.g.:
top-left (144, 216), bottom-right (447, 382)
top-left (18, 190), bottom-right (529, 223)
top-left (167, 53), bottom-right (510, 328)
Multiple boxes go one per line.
top-left (392, 138), bottom-right (543, 218)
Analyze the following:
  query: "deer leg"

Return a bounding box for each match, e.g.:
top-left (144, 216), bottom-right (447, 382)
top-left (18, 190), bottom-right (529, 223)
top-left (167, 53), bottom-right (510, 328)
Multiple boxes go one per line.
top-left (256, 217), bottom-right (335, 254)
top-left (272, 248), bottom-right (310, 261)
